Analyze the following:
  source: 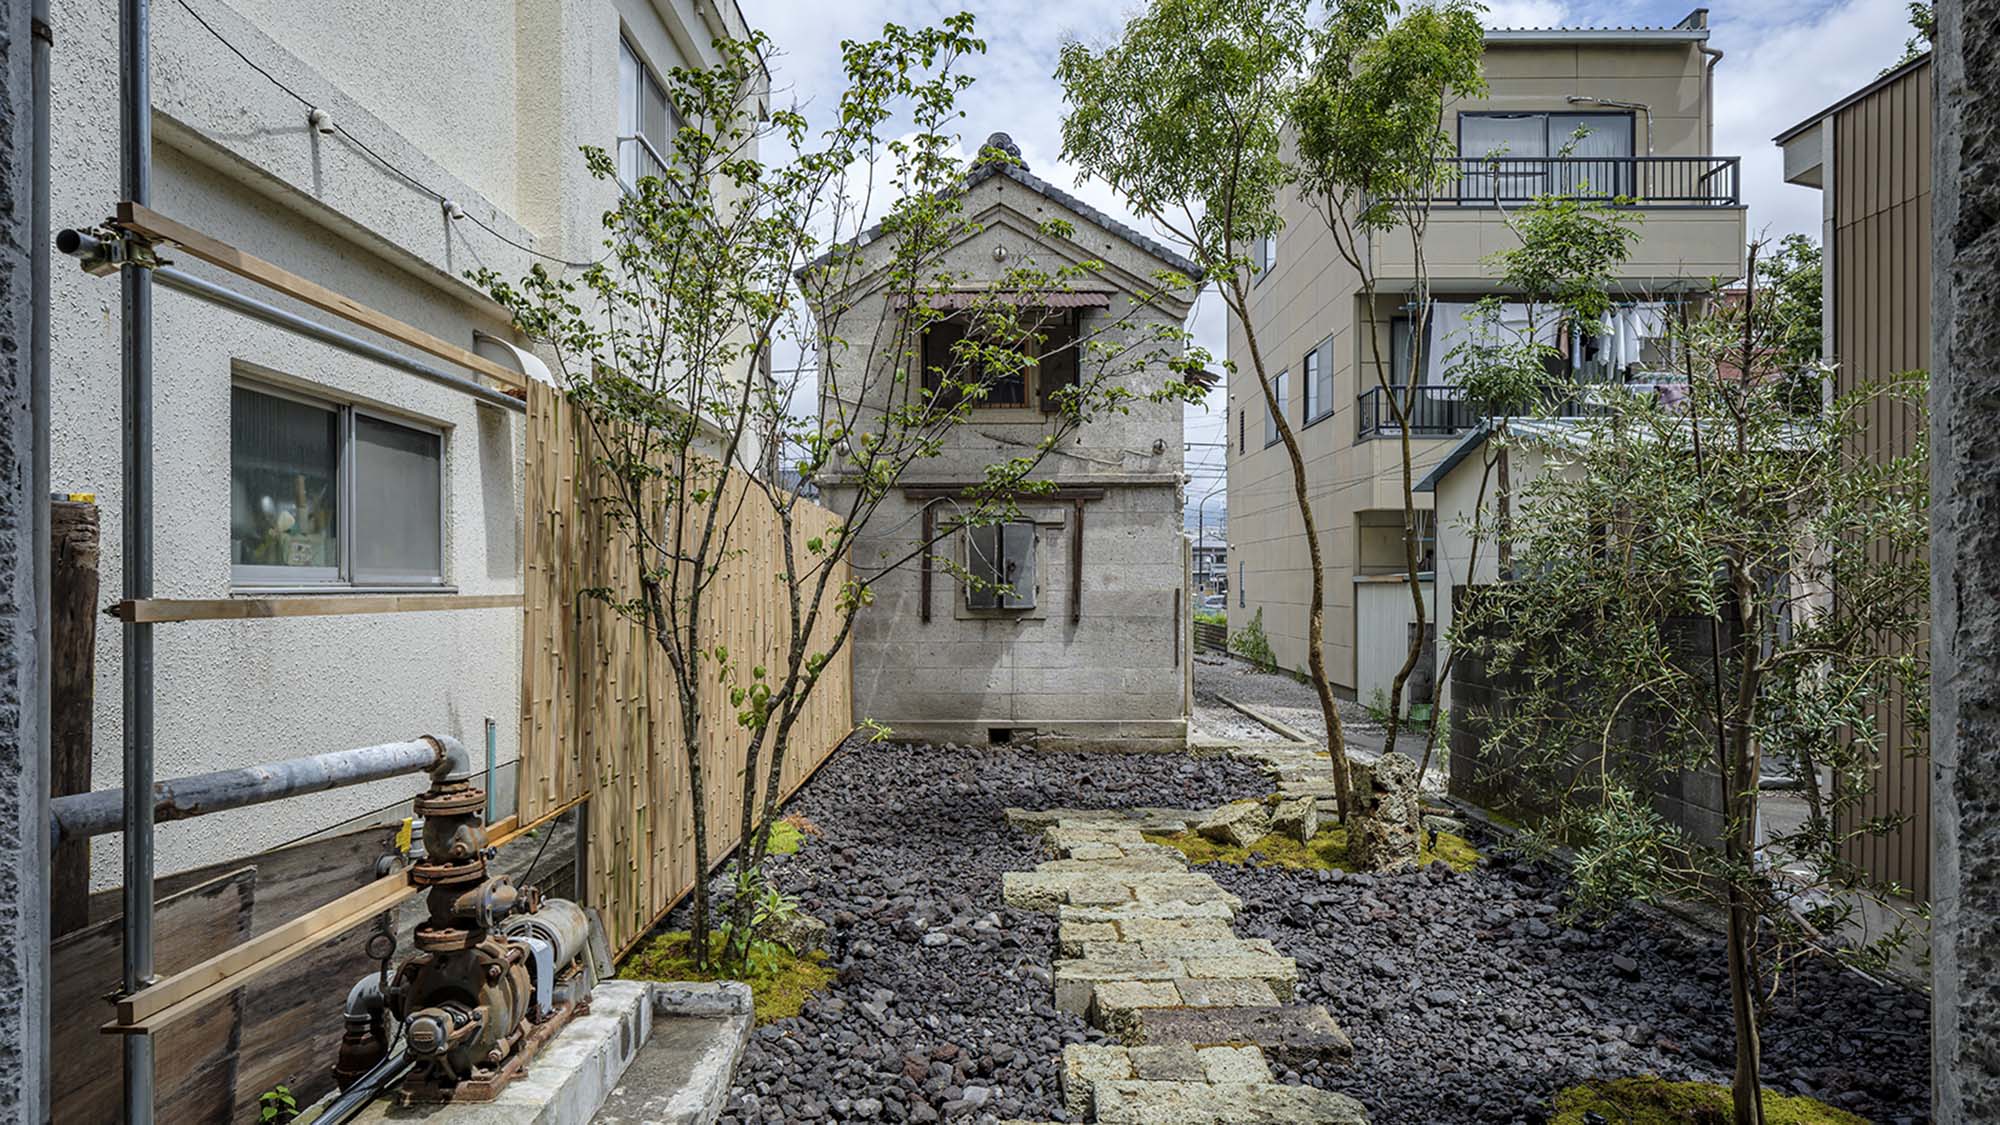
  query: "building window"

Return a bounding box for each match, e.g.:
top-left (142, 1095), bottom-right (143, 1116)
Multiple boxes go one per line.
top-left (1264, 370), bottom-right (1288, 447)
top-left (965, 522), bottom-right (1036, 610)
top-left (920, 312), bottom-right (1078, 411)
top-left (1254, 233), bottom-right (1277, 282)
top-left (1238, 408), bottom-right (1245, 453)
top-left (1458, 111), bottom-right (1634, 200)
top-left (1237, 561), bottom-right (1245, 608)
top-left (231, 383), bottom-right (445, 588)
top-left (1303, 337), bottom-right (1334, 424)
top-left (1390, 315), bottom-right (1415, 385)
top-left (618, 36), bottom-right (677, 186)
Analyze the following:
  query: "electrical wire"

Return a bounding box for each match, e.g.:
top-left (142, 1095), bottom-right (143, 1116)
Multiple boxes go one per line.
top-left (172, 0), bottom-right (603, 271)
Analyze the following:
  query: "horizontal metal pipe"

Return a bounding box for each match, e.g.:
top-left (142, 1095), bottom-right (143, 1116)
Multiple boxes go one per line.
top-left (50, 737), bottom-right (451, 847)
top-left (54, 232), bottom-right (527, 413)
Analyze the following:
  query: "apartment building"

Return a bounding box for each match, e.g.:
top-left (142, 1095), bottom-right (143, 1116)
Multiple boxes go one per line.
top-left (1225, 9), bottom-right (1747, 708)
top-left (48, 0), bottom-right (759, 882)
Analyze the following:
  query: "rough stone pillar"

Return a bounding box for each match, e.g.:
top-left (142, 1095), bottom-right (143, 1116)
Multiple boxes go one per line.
top-left (1933, 0), bottom-right (2000, 1119)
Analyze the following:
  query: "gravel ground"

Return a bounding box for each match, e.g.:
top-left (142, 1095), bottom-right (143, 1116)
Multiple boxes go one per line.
top-left (1194, 652), bottom-right (1389, 744)
top-left (1213, 848), bottom-right (1931, 1125)
top-left (682, 737), bottom-right (1927, 1125)
top-left (704, 740), bottom-right (1268, 1124)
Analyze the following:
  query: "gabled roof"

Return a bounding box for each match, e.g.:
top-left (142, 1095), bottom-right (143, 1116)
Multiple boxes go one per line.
top-left (1414, 418), bottom-right (1586, 493)
top-left (801, 133), bottom-right (1204, 284)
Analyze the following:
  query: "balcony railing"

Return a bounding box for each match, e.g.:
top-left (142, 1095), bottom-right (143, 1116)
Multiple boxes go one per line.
top-left (1356, 385), bottom-right (1480, 438)
top-left (1435, 155), bottom-right (1740, 206)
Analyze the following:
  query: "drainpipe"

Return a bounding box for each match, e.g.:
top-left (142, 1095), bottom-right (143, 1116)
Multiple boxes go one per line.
top-left (117, 0), bottom-right (156, 1119)
top-left (1698, 44), bottom-right (1724, 156)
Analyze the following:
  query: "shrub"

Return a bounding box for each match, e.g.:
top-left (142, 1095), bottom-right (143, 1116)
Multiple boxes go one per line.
top-left (1229, 607), bottom-right (1278, 671)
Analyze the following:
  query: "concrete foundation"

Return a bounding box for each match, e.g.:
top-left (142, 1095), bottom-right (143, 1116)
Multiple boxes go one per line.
top-left (347, 980), bottom-right (751, 1125)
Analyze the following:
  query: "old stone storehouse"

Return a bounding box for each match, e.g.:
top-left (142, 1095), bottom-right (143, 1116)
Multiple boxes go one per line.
top-left (817, 136), bottom-right (1201, 749)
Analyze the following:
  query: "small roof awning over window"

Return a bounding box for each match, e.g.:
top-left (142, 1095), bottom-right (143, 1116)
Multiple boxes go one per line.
top-left (892, 290), bottom-right (1113, 310)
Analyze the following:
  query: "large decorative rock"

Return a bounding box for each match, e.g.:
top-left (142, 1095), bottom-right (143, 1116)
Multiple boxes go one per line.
top-left (1195, 801), bottom-right (1271, 848)
top-left (763, 911), bottom-right (828, 955)
top-left (1267, 795), bottom-right (1318, 845)
top-left (1347, 753), bottom-right (1422, 872)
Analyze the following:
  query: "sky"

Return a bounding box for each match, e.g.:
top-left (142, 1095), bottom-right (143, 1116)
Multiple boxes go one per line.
top-left (744, 0), bottom-right (1927, 524)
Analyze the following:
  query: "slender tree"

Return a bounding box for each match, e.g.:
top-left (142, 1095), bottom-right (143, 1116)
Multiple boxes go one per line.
top-left (483, 17), bottom-right (1202, 970)
top-left (1058, 0), bottom-right (1366, 821)
top-left (1289, 0), bottom-right (1485, 760)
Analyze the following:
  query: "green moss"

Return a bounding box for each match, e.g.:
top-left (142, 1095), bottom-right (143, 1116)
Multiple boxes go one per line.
top-left (1144, 822), bottom-right (1479, 873)
top-left (765, 818), bottom-right (805, 856)
top-left (618, 931), bottom-right (835, 1025)
top-left (1551, 1078), bottom-right (1869, 1125)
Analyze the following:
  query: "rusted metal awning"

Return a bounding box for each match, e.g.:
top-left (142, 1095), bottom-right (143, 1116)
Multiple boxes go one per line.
top-left (893, 290), bottom-right (1113, 310)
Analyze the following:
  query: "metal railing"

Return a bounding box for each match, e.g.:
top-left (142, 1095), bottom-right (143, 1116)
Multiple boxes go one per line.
top-left (1356, 385), bottom-right (1481, 438)
top-left (1437, 155), bottom-right (1740, 206)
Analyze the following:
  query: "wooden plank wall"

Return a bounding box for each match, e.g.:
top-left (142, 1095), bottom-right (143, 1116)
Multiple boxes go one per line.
top-left (521, 380), bottom-right (855, 952)
top-left (1831, 57), bottom-right (1933, 903)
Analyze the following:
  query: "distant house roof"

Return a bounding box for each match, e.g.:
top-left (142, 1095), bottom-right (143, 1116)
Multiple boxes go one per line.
top-left (1414, 418), bottom-right (1588, 493)
top-left (1485, 6), bottom-right (1711, 46)
top-left (802, 132), bottom-right (1204, 283)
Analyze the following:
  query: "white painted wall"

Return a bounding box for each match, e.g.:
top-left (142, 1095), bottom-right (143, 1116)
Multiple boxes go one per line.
top-left (48, 0), bottom-right (746, 883)
top-left (1353, 575), bottom-right (1433, 713)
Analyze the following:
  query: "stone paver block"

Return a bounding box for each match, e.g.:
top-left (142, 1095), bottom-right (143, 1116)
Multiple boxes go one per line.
top-left (1268, 795), bottom-right (1319, 844)
top-left (1197, 1045), bottom-right (1273, 1085)
top-left (1121, 937), bottom-right (1275, 960)
top-left (1055, 959), bottom-right (1186, 1015)
top-left (1060, 1045), bottom-right (1133, 1120)
top-left (1194, 801), bottom-right (1271, 848)
top-left (1067, 842), bottom-right (1129, 861)
top-left (1044, 826), bottom-right (1147, 851)
top-left (1037, 854), bottom-right (1189, 875)
top-left (1070, 882), bottom-right (1139, 906)
top-left (1174, 977), bottom-right (1280, 1009)
top-left (1126, 877), bottom-right (1240, 909)
top-left (1127, 1044), bottom-right (1205, 1081)
top-left (1182, 952), bottom-right (1299, 996)
top-left (1090, 980), bottom-right (1182, 1042)
top-left (1112, 916), bottom-right (1239, 942)
top-left (1134, 1005), bottom-right (1355, 1070)
top-left (1060, 901), bottom-right (1236, 925)
top-left (1091, 1080), bottom-right (1370, 1124)
top-left (1058, 920), bottom-right (1121, 957)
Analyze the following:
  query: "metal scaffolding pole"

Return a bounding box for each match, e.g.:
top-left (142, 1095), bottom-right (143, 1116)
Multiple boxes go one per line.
top-left (118, 0), bottom-right (156, 1118)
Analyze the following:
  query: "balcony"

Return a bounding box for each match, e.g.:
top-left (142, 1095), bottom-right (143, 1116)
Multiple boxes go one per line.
top-left (1370, 156), bottom-right (1748, 287)
top-left (1438, 155), bottom-right (1741, 207)
top-left (1356, 385), bottom-right (1479, 439)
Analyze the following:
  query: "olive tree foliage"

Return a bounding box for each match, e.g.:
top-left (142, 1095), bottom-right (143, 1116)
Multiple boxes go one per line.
top-left (479, 19), bottom-right (1201, 969)
top-left (1289, 0), bottom-right (1485, 756)
top-left (1450, 247), bottom-right (1928, 1122)
top-left (1058, 0), bottom-right (1370, 821)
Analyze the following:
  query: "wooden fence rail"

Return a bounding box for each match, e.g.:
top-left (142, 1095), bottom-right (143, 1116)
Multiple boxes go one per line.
top-left (520, 381), bottom-right (855, 954)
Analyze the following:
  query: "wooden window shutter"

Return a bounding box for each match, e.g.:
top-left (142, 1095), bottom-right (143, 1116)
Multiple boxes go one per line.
top-left (922, 318), bottom-right (966, 408)
top-left (1038, 313), bottom-right (1080, 413)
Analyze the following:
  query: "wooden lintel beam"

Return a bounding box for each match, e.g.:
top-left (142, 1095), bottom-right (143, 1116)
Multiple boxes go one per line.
top-left (111, 202), bottom-right (528, 391)
top-left (109, 593), bottom-right (524, 624)
top-left (102, 795), bottom-right (583, 1035)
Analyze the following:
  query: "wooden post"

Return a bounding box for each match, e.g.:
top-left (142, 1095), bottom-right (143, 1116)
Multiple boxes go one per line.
top-left (50, 498), bottom-right (98, 938)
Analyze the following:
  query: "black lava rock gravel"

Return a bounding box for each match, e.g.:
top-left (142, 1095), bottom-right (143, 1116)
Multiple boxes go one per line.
top-left (1209, 848), bottom-right (1930, 1125)
top-left (697, 740), bottom-right (1268, 1124)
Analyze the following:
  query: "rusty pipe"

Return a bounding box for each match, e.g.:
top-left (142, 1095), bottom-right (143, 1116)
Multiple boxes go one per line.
top-left (49, 735), bottom-right (468, 847)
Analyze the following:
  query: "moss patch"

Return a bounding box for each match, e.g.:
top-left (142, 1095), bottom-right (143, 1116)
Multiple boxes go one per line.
top-left (1551, 1078), bottom-right (1868, 1125)
top-left (1144, 823), bottom-right (1479, 873)
top-left (618, 931), bottom-right (834, 1025)
top-left (765, 819), bottom-right (805, 856)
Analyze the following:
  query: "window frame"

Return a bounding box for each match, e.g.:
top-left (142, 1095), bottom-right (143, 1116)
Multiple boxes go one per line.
top-left (1263, 369), bottom-right (1288, 448)
top-left (1302, 336), bottom-right (1336, 427)
top-left (617, 33), bottom-right (679, 189)
top-left (1252, 233), bottom-right (1277, 285)
top-left (1455, 111), bottom-right (1636, 202)
top-left (231, 377), bottom-right (449, 592)
top-left (920, 311), bottom-right (1065, 413)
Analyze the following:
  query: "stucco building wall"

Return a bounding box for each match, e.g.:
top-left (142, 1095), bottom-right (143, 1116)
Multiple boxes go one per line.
top-left (46, 0), bottom-right (747, 882)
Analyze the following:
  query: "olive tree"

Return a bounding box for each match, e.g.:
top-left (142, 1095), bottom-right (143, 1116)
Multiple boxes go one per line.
top-left (1450, 244), bottom-right (1928, 1122)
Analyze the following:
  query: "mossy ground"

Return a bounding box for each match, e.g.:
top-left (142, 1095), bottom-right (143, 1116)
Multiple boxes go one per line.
top-left (1144, 821), bottom-right (1480, 873)
top-left (1551, 1077), bottom-right (1868, 1125)
top-left (618, 930), bottom-right (834, 1025)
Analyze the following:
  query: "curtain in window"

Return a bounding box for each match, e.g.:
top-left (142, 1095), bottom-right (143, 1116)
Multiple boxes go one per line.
top-left (231, 387), bottom-right (340, 574)
top-left (1459, 114), bottom-right (1545, 201)
top-left (353, 416), bottom-right (443, 581)
top-left (1549, 114), bottom-right (1632, 197)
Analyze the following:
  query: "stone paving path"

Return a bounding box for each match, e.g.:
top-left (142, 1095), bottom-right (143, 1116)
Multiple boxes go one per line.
top-left (1000, 807), bottom-right (1370, 1124)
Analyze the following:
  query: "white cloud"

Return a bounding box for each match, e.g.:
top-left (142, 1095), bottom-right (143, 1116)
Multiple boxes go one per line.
top-left (1481, 1), bottom-right (1572, 29)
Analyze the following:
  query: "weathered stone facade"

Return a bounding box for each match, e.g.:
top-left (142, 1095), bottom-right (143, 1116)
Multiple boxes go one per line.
top-left (817, 143), bottom-right (1198, 750)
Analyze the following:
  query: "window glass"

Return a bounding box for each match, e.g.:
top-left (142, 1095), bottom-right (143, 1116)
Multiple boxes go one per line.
top-left (231, 386), bottom-right (340, 575)
top-left (1391, 316), bottom-right (1413, 385)
top-left (1265, 370), bottom-right (1288, 446)
top-left (353, 414), bottom-right (444, 581)
top-left (618, 37), bottom-right (672, 183)
top-left (1303, 349), bottom-right (1322, 419)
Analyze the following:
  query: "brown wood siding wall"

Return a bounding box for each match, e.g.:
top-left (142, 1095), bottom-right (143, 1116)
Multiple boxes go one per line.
top-left (1831, 59), bottom-right (1933, 903)
top-left (520, 380), bottom-right (856, 953)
